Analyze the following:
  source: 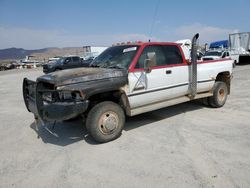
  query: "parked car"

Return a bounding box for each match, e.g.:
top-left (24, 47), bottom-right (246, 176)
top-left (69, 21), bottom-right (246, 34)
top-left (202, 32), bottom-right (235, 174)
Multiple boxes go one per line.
top-left (43, 56), bottom-right (90, 73)
top-left (0, 62), bottom-right (17, 71)
top-left (0, 65), bottom-right (7, 71)
top-left (23, 34), bottom-right (233, 143)
top-left (21, 55), bottom-right (42, 68)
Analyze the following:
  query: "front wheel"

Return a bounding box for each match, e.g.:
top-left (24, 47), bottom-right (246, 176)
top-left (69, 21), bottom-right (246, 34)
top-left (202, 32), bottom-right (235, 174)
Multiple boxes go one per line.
top-left (86, 101), bottom-right (125, 143)
top-left (208, 81), bottom-right (228, 108)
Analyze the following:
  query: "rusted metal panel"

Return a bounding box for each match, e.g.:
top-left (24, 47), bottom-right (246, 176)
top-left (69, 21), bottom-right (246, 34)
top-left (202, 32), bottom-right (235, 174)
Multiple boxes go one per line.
top-left (37, 67), bottom-right (127, 86)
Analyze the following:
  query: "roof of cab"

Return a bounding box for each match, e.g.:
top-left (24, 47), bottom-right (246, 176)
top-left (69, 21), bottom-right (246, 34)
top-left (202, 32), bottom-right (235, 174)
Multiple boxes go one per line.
top-left (112, 41), bottom-right (179, 46)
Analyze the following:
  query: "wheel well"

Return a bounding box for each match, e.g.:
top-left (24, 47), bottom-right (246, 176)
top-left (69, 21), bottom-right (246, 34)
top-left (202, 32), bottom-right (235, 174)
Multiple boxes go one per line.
top-left (216, 72), bottom-right (231, 94)
top-left (87, 90), bottom-right (123, 111)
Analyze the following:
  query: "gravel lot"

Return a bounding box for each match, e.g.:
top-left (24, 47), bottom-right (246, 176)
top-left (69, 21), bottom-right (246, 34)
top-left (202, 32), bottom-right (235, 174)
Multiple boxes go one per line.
top-left (0, 65), bottom-right (250, 188)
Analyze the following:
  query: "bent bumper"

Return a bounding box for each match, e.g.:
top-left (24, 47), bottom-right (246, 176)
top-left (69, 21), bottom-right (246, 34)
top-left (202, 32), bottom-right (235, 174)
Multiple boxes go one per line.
top-left (23, 78), bottom-right (89, 121)
top-left (41, 101), bottom-right (88, 121)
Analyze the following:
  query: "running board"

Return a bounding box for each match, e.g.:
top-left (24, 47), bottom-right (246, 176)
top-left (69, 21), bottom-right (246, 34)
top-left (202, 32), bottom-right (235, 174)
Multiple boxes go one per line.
top-left (128, 92), bottom-right (212, 116)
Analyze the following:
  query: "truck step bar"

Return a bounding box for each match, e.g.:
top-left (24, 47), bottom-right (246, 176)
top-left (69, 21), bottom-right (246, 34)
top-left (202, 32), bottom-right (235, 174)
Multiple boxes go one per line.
top-left (129, 92), bottom-right (212, 116)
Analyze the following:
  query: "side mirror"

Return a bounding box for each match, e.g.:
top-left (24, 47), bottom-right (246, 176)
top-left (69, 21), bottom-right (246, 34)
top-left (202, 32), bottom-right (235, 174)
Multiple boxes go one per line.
top-left (144, 52), bottom-right (156, 73)
top-left (186, 59), bottom-right (192, 65)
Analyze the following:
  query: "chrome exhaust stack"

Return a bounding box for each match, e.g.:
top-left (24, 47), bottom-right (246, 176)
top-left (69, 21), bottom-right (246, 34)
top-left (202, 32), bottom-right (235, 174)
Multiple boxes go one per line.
top-left (189, 33), bottom-right (199, 98)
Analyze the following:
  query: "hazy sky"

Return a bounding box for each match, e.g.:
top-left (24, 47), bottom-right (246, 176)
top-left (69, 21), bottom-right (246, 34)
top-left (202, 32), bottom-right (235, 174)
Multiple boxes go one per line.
top-left (0, 0), bottom-right (249, 49)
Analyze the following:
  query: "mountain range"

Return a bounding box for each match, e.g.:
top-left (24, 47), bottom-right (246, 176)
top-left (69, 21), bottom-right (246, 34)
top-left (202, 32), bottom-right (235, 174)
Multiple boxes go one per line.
top-left (0, 47), bottom-right (83, 61)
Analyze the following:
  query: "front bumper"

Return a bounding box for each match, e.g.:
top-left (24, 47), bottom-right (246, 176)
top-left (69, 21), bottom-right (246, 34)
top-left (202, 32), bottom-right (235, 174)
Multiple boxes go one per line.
top-left (23, 78), bottom-right (89, 122)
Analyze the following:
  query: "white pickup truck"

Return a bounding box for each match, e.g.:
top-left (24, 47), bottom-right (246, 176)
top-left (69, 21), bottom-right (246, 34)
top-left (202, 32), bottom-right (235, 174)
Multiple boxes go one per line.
top-left (202, 50), bottom-right (230, 61)
top-left (23, 34), bottom-right (233, 143)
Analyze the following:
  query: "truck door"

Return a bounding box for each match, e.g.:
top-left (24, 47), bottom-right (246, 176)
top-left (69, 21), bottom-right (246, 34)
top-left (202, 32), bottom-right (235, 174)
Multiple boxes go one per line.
top-left (127, 44), bottom-right (189, 109)
top-left (63, 57), bottom-right (73, 69)
top-left (72, 56), bottom-right (81, 67)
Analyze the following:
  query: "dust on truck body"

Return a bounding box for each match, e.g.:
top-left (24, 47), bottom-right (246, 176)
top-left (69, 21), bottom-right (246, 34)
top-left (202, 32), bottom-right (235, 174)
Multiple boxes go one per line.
top-left (23, 34), bottom-right (233, 143)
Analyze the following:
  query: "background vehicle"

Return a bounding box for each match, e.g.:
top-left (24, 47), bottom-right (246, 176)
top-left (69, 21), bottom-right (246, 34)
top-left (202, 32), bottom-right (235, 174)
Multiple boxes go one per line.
top-left (20, 55), bottom-right (42, 68)
top-left (209, 40), bottom-right (228, 49)
top-left (43, 55), bottom-right (90, 73)
top-left (176, 39), bottom-right (203, 60)
top-left (0, 63), bottom-right (14, 71)
top-left (0, 61), bottom-right (18, 71)
top-left (202, 50), bottom-right (230, 61)
top-left (23, 34), bottom-right (233, 143)
top-left (229, 32), bottom-right (250, 64)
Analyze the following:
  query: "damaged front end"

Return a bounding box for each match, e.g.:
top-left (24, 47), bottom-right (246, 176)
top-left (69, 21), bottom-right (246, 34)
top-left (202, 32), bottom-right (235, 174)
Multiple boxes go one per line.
top-left (23, 78), bottom-right (89, 122)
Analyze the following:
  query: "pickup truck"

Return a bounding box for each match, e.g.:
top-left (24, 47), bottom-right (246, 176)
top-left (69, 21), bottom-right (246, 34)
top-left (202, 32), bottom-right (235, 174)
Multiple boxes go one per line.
top-left (23, 34), bottom-right (233, 143)
top-left (43, 56), bottom-right (89, 73)
top-left (202, 50), bottom-right (230, 61)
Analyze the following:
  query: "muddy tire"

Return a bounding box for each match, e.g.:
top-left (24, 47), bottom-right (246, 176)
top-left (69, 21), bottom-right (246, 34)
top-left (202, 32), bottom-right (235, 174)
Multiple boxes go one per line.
top-left (208, 81), bottom-right (228, 108)
top-left (86, 101), bottom-right (125, 143)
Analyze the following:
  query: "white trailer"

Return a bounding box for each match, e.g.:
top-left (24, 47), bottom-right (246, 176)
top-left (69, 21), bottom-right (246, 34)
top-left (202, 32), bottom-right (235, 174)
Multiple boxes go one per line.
top-left (175, 39), bottom-right (192, 60)
top-left (82, 46), bottom-right (108, 60)
top-left (229, 32), bottom-right (250, 64)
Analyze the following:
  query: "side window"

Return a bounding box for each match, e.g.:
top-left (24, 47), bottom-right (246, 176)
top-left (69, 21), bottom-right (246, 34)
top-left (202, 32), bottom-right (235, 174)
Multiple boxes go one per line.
top-left (72, 57), bottom-right (79, 62)
top-left (135, 45), bottom-right (183, 68)
top-left (135, 45), bottom-right (166, 68)
top-left (65, 57), bottom-right (72, 63)
top-left (162, 45), bottom-right (183, 65)
top-left (222, 52), bottom-right (226, 58)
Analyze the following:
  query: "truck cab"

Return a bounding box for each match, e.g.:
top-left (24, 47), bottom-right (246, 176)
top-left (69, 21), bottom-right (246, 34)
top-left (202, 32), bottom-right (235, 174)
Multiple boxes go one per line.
top-left (23, 34), bottom-right (233, 143)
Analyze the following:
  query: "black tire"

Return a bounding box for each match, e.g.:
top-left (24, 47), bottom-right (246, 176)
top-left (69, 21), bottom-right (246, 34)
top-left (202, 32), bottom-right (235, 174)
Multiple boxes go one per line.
top-left (202, 97), bottom-right (209, 106)
top-left (86, 101), bottom-right (125, 143)
top-left (233, 60), bottom-right (236, 68)
top-left (63, 116), bottom-right (79, 122)
top-left (208, 81), bottom-right (228, 108)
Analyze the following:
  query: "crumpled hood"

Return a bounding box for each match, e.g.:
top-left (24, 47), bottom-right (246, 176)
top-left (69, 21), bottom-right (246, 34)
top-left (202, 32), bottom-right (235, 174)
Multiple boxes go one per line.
top-left (37, 67), bottom-right (127, 86)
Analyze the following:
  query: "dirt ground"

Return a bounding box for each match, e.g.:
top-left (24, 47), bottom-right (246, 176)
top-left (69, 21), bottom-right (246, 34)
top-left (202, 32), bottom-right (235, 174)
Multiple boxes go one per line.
top-left (0, 65), bottom-right (250, 188)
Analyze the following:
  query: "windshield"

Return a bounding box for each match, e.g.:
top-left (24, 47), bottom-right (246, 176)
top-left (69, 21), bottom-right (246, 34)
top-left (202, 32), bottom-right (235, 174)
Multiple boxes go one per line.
top-left (91, 45), bottom-right (139, 69)
top-left (204, 51), bottom-right (222, 56)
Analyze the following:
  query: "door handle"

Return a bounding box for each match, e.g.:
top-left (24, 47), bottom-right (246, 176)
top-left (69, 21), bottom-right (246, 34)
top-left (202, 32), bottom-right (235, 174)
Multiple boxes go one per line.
top-left (166, 70), bottom-right (172, 74)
